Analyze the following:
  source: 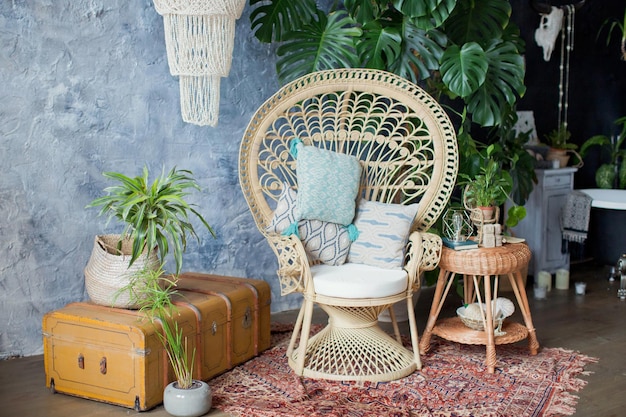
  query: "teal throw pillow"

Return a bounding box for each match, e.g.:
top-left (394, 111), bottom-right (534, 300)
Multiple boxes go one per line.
top-left (293, 140), bottom-right (362, 226)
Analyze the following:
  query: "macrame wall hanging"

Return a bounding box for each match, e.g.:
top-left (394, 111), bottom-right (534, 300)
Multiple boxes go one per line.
top-left (152, 0), bottom-right (246, 127)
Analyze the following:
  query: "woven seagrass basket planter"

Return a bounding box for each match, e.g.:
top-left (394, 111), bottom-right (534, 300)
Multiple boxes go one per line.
top-left (84, 234), bottom-right (159, 309)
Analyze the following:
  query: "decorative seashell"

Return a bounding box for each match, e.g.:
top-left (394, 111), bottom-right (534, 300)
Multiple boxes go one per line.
top-left (493, 297), bottom-right (515, 319)
top-left (463, 303), bottom-right (483, 320)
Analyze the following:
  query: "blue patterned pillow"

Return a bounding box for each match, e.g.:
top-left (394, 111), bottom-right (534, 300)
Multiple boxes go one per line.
top-left (293, 141), bottom-right (361, 226)
top-left (267, 184), bottom-right (351, 266)
top-left (347, 199), bottom-right (419, 269)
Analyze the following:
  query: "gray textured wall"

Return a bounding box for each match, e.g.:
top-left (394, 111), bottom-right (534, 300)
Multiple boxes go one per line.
top-left (0, 0), bottom-right (302, 358)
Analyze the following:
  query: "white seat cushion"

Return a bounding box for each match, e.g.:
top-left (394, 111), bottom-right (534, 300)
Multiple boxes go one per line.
top-left (311, 263), bottom-right (408, 298)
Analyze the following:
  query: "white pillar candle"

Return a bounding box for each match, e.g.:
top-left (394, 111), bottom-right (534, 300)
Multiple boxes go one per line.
top-left (555, 268), bottom-right (570, 290)
top-left (537, 270), bottom-right (552, 291)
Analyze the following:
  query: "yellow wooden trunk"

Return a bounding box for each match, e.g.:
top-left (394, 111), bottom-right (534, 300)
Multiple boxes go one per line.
top-left (42, 274), bottom-right (271, 410)
top-left (177, 273), bottom-right (272, 364)
top-left (42, 302), bottom-right (169, 411)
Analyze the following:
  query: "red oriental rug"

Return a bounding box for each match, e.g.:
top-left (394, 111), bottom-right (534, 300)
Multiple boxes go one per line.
top-left (210, 324), bottom-right (597, 417)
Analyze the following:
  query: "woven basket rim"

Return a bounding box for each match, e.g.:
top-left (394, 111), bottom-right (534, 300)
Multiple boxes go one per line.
top-left (456, 306), bottom-right (503, 331)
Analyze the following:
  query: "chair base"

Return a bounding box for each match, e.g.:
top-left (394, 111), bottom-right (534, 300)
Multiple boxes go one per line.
top-left (288, 304), bottom-right (417, 382)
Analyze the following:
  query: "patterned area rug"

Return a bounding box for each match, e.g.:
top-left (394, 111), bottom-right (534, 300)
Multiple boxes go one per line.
top-left (211, 324), bottom-right (597, 417)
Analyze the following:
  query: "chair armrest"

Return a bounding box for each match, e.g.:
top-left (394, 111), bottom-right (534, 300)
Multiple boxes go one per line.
top-left (404, 231), bottom-right (443, 288)
top-left (266, 233), bottom-right (312, 296)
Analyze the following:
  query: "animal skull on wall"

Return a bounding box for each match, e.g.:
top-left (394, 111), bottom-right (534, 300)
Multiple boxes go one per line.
top-left (534, 6), bottom-right (564, 61)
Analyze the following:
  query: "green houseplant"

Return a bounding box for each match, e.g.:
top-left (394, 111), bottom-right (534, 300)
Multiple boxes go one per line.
top-left (461, 159), bottom-right (511, 209)
top-left (250, 0), bottom-right (526, 129)
top-left (543, 123), bottom-right (580, 168)
top-left (250, 0), bottom-right (535, 212)
top-left (544, 123), bottom-right (576, 151)
top-left (87, 166), bottom-right (215, 274)
top-left (84, 166), bottom-right (215, 308)
top-left (120, 265), bottom-right (212, 417)
top-left (598, 5), bottom-right (626, 61)
top-left (580, 115), bottom-right (626, 189)
top-left (458, 145), bottom-right (526, 228)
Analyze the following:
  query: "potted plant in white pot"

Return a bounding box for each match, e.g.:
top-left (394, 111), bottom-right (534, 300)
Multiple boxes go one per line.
top-left (85, 165), bottom-right (215, 308)
top-left (121, 265), bottom-right (212, 417)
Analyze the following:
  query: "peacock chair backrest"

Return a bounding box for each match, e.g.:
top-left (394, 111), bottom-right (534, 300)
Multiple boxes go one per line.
top-left (239, 69), bottom-right (458, 238)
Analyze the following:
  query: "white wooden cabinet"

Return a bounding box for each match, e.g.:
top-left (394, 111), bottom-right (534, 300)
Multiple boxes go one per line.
top-left (509, 168), bottom-right (578, 276)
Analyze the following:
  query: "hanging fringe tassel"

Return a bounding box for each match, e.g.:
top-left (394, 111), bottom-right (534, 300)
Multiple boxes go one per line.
top-left (281, 221), bottom-right (300, 239)
top-left (179, 75), bottom-right (220, 126)
top-left (290, 138), bottom-right (303, 158)
top-left (346, 224), bottom-right (360, 242)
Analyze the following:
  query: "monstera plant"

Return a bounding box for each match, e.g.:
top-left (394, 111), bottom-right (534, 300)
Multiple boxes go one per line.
top-left (249, 0), bottom-right (526, 128)
top-left (250, 0), bottom-right (534, 208)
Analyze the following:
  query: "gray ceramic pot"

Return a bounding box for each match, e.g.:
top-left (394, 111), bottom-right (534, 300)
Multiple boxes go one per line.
top-left (163, 380), bottom-right (212, 417)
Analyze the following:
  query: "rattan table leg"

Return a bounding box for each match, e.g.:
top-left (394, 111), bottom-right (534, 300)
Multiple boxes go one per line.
top-left (464, 274), bottom-right (474, 305)
top-left (482, 275), bottom-right (497, 373)
top-left (508, 271), bottom-right (540, 355)
top-left (419, 269), bottom-right (449, 354)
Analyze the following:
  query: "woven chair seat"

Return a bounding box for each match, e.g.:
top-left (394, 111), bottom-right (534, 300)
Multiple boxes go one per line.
top-left (239, 69), bottom-right (458, 382)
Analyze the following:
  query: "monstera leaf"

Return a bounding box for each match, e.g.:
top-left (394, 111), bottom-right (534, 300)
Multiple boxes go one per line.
top-left (440, 42), bottom-right (488, 98)
top-left (389, 18), bottom-right (446, 82)
top-left (357, 20), bottom-right (403, 70)
top-left (250, 0), bottom-right (318, 43)
top-left (465, 39), bottom-right (526, 126)
top-left (276, 10), bottom-right (361, 84)
top-left (443, 0), bottom-right (511, 46)
top-left (344, 0), bottom-right (385, 24)
top-left (392, 0), bottom-right (457, 30)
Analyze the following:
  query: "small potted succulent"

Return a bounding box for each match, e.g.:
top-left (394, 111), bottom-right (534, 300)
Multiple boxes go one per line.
top-left (85, 166), bottom-right (215, 308)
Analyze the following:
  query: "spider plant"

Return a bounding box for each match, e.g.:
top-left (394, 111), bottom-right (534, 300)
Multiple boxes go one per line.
top-left (87, 166), bottom-right (215, 274)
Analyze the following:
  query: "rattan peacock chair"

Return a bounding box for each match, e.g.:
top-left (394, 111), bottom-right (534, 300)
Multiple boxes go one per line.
top-left (239, 69), bottom-right (458, 382)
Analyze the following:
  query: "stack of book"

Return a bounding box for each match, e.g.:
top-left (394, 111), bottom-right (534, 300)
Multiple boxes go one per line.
top-left (442, 237), bottom-right (479, 251)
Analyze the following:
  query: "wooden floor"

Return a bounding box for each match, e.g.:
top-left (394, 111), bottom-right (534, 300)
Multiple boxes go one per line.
top-left (1, 261), bottom-right (625, 417)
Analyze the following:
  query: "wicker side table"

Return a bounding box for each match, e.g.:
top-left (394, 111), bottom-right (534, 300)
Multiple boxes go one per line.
top-left (419, 243), bottom-right (539, 373)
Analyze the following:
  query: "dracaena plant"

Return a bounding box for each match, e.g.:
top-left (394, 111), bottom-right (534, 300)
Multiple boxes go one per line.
top-left (87, 166), bottom-right (215, 275)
